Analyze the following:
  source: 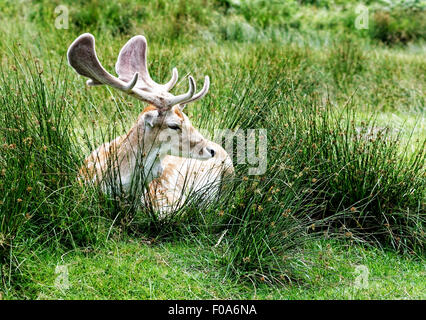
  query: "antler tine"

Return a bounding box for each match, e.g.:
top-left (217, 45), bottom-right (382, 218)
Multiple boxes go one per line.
top-left (169, 76), bottom-right (196, 106)
top-left (163, 67), bottom-right (178, 91)
top-left (87, 72), bottom-right (139, 93)
top-left (180, 76), bottom-right (210, 108)
top-left (122, 72), bottom-right (139, 92)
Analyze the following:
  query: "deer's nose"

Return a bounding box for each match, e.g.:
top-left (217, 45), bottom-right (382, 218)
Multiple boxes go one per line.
top-left (206, 146), bottom-right (216, 157)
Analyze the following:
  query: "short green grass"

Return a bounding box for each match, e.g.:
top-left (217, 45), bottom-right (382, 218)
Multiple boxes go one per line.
top-left (3, 239), bottom-right (424, 300)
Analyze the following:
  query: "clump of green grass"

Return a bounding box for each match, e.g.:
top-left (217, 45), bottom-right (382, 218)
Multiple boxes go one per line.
top-left (301, 103), bottom-right (425, 252)
top-left (0, 51), bottom-right (119, 281)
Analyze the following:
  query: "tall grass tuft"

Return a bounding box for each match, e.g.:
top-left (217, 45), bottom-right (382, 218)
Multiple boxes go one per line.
top-left (0, 51), bottom-right (116, 284)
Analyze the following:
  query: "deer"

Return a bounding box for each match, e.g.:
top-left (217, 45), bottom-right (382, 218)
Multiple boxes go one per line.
top-left (67, 33), bottom-right (233, 214)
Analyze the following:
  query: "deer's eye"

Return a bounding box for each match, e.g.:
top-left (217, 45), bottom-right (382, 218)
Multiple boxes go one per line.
top-left (168, 124), bottom-right (181, 131)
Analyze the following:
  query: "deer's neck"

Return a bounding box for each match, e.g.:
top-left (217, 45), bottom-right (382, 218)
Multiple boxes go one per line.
top-left (116, 124), bottom-right (164, 190)
top-left (141, 145), bottom-right (164, 182)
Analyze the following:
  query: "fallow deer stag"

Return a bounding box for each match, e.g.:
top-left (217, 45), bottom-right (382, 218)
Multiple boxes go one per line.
top-left (67, 33), bottom-right (233, 213)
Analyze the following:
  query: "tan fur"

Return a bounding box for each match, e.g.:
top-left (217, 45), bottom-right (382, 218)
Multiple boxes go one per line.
top-left (146, 142), bottom-right (234, 214)
top-left (78, 135), bottom-right (126, 184)
top-left (142, 105), bottom-right (157, 114)
top-left (174, 107), bottom-right (184, 120)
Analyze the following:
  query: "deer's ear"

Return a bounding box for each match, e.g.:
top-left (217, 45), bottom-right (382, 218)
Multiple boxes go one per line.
top-left (143, 110), bottom-right (158, 127)
top-left (144, 114), bottom-right (154, 127)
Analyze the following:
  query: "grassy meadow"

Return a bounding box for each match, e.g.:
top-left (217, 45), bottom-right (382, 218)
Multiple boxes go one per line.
top-left (0, 0), bottom-right (425, 299)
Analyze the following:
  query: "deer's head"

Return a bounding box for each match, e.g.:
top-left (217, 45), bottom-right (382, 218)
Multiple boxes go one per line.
top-left (67, 33), bottom-right (216, 160)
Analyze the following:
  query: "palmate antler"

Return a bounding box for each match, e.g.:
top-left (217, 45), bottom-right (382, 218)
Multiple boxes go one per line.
top-left (67, 33), bottom-right (209, 109)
